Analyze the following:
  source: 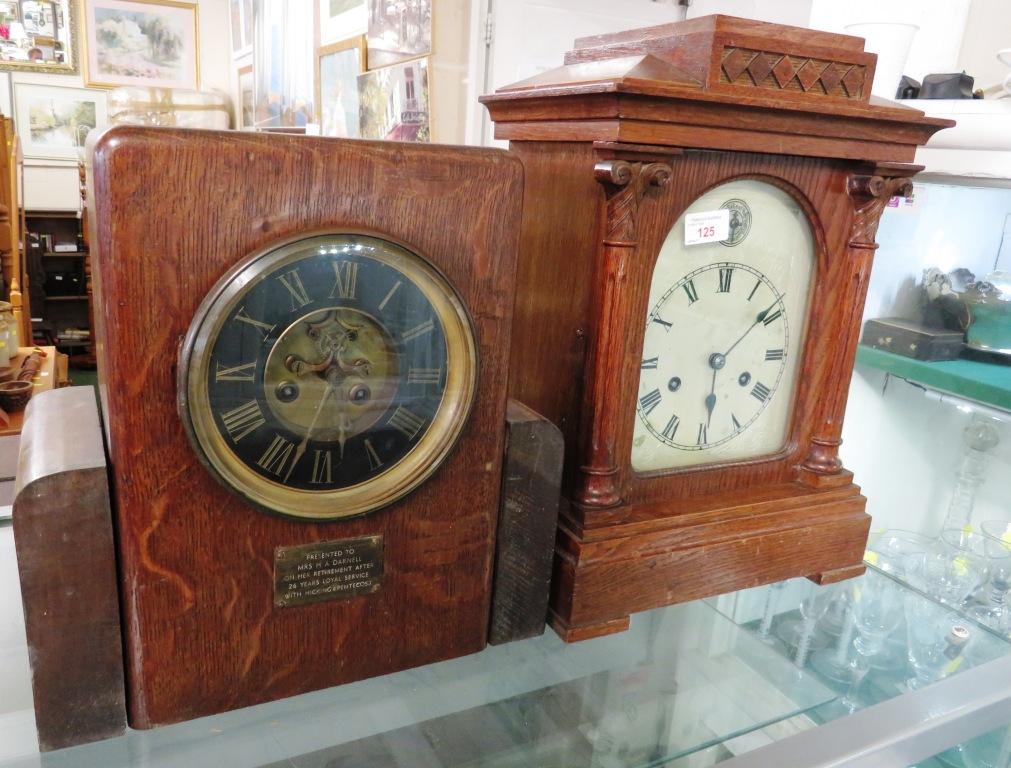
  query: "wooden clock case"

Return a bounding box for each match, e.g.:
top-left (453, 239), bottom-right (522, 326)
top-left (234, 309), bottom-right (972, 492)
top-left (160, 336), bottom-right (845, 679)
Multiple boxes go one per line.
top-left (481, 15), bottom-right (953, 641)
top-left (85, 127), bottom-right (526, 728)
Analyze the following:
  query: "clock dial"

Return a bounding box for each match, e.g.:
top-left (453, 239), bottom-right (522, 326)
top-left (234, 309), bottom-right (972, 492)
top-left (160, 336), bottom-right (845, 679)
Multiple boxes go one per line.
top-left (179, 232), bottom-right (478, 520)
top-left (631, 180), bottom-right (814, 472)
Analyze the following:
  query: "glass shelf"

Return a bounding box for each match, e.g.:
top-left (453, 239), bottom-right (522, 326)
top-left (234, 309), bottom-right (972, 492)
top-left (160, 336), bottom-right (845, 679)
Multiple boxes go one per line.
top-left (855, 345), bottom-right (1011, 414)
top-left (4, 551), bottom-right (1011, 768)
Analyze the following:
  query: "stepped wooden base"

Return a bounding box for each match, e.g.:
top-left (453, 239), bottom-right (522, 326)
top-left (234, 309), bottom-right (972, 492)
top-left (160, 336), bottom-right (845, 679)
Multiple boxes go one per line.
top-left (548, 478), bottom-right (869, 642)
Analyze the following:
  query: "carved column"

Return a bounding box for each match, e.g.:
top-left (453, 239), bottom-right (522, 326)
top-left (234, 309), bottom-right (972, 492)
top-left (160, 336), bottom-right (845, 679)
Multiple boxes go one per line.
top-left (572, 158), bottom-right (671, 509)
top-left (801, 166), bottom-right (917, 479)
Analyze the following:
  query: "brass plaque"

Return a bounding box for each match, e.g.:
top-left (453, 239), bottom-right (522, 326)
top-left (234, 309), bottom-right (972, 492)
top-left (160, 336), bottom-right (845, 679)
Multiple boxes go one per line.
top-left (274, 535), bottom-right (383, 608)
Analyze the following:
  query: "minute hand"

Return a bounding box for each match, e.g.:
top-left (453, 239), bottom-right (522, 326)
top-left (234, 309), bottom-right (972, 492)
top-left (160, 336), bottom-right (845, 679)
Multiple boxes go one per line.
top-left (723, 296), bottom-right (784, 357)
top-left (283, 369), bottom-right (339, 483)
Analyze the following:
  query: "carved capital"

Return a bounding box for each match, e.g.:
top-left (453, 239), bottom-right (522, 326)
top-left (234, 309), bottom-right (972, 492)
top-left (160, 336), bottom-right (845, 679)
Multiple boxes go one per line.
top-left (847, 173), bottom-right (914, 248)
top-left (594, 160), bottom-right (672, 245)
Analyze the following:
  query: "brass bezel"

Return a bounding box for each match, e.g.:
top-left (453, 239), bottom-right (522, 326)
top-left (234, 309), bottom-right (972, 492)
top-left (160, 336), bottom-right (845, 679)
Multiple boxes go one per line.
top-left (178, 231), bottom-right (478, 521)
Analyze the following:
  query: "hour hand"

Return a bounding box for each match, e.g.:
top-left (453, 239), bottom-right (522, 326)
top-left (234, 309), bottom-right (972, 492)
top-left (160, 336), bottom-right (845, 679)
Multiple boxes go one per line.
top-left (704, 362), bottom-right (719, 426)
top-left (283, 375), bottom-right (337, 482)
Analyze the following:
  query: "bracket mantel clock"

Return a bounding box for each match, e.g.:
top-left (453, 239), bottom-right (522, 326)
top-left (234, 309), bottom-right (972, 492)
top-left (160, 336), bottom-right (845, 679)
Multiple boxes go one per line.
top-left (481, 15), bottom-right (952, 641)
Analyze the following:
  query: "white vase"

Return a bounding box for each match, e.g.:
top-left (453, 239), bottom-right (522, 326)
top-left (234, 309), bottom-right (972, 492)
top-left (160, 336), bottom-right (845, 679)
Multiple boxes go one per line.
top-left (845, 21), bottom-right (919, 100)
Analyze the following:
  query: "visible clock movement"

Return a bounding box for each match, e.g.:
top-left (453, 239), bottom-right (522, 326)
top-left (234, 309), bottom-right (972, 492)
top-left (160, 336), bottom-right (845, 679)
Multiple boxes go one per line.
top-left (481, 14), bottom-right (952, 641)
top-left (86, 127), bottom-right (523, 727)
top-left (179, 232), bottom-right (477, 520)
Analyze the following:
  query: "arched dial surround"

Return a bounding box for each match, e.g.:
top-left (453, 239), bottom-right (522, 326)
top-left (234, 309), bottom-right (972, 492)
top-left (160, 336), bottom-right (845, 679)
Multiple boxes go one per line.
top-left (632, 179), bottom-right (815, 472)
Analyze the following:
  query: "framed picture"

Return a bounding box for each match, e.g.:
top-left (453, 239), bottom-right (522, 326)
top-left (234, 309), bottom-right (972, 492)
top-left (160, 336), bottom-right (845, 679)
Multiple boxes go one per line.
top-left (82, 0), bottom-right (199, 89)
top-left (237, 64), bottom-right (254, 129)
top-left (13, 83), bottom-right (108, 160)
top-left (366, 0), bottom-right (431, 69)
top-left (319, 0), bottom-right (366, 44)
top-left (230, 0), bottom-right (253, 56)
top-left (253, 0), bottom-right (314, 129)
top-left (357, 57), bottom-right (428, 142)
top-left (317, 36), bottom-right (364, 138)
top-left (0, 72), bottom-right (12, 119)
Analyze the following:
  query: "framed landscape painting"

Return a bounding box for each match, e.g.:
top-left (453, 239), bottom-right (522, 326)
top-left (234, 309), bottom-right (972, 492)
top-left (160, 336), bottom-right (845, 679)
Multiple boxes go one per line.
top-left (13, 83), bottom-right (108, 160)
top-left (83, 0), bottom-right (199, 89)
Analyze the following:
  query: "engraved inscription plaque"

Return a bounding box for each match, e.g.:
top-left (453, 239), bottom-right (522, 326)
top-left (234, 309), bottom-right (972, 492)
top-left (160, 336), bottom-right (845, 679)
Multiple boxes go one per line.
top-left (274, 536), bottom-right (383, 608)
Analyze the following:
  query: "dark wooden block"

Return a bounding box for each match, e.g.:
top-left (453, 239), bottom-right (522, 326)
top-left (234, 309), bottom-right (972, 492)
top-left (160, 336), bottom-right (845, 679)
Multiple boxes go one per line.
top-left (12, 386), bottom-right (127, 751)
top-left (489, 400), bottom-right (564, 645)
top-left (861, 317), bottom-right (964, 361)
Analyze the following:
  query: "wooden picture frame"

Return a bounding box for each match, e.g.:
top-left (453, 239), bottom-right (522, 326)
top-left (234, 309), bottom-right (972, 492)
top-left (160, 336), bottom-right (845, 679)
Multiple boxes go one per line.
top-left (82, 0), bottom-right (199, 89)
top-left (13, 82), bottom-right (107, 160)
top-left (317, 35), bottom-right (364, 138)
top-left (236, 63), bottom-right (253, 129)
top-left (357, 57), bottom-right (428, 141)
top-left (319, 0), bottom-right (365, 45)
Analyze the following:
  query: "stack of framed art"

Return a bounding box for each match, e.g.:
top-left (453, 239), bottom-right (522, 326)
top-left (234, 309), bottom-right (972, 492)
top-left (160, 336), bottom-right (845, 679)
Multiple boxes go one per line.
top-left (10, 0), bottom-right (200, 162)
top-left (238, 0), bottom-right (431, 141)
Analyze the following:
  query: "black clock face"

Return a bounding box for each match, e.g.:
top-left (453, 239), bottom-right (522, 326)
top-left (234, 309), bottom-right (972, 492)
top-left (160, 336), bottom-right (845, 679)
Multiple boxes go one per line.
top-left (179, 233), bottom-right (478, 520)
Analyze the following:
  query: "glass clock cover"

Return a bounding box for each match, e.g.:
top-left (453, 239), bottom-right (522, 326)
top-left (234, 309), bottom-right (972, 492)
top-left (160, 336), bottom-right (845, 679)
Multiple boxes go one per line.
top-left (632, 179), bottom-right (815, 472)
top-left (178, 232), bottom-right (478, 520)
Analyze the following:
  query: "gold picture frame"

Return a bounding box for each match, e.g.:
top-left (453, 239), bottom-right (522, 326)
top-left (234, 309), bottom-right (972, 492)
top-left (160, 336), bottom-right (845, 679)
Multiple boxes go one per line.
top-left (316, 34), bottom-right (364, 137)
top-left (82, 0), bottom-right (199, 89)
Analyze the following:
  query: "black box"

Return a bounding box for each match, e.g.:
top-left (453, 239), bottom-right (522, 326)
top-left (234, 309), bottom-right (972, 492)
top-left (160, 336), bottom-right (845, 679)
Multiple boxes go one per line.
top-left (861, 317), bottom-right (964, 361)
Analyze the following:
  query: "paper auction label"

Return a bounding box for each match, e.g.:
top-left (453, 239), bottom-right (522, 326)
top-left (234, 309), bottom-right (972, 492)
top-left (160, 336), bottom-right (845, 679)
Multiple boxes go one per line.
top-left (685, 209), bottom-right (730, 246)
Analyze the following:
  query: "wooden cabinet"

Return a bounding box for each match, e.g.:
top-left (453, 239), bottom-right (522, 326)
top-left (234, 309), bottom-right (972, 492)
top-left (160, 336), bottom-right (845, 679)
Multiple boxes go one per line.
top-left (24, 211), bottom-right (90, 352)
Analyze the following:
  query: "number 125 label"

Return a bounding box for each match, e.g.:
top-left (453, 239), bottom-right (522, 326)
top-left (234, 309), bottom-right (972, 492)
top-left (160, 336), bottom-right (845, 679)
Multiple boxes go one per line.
top-left (685, 209), bottom-right (730, 246)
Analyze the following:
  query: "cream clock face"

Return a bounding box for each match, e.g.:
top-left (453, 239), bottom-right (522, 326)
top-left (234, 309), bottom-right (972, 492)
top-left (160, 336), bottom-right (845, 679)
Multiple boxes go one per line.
top-left (631, 179), bottom-right (815, 472)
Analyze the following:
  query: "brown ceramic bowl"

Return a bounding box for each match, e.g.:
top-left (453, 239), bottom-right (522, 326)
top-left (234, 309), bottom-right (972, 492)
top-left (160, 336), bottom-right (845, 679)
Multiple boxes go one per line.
top-left (0, 380), bottom-right (32, 411)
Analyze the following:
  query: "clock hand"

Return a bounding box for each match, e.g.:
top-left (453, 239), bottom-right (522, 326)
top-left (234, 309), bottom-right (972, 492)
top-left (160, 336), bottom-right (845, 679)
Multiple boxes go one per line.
top-left (704, 356), bottom-right (722, 426)
top-left (723, 295), bottom-right (784, 358)
top-left (705, 388), bottom-right (716, 427)
top-left (283, 368), bottom-right (340, 483)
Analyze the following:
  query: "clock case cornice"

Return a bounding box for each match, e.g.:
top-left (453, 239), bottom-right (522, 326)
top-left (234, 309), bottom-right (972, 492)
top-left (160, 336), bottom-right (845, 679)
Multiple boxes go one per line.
top-left (483, 15), bottom-right (950, 642)
top-left (480, 15), bottom-right (952, 163)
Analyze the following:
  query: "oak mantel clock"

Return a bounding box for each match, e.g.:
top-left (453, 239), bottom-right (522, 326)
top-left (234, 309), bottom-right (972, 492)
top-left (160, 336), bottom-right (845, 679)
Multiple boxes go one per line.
top-left (86, 127), bottom-right (523, 727)
top-left (481, 14), bottom-right (952, 642)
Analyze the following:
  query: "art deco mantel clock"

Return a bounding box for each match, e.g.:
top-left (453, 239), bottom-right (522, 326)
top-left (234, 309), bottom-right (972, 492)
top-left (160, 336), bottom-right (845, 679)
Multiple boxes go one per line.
top-left (83, 127), bottom-right (527, 728)
top-left (481, 15), bottom-right (952, 641)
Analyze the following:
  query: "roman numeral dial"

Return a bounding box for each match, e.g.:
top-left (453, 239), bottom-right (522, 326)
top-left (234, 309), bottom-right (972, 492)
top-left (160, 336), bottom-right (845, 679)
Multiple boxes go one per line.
top-left (636, 261), bottom-right (790, 456)
top-left (631, 181), bottom-right (814, 473)
top-left (179, 233), bottom-right (478, 520)
top-left (634, 255), bottom-right (795, 459)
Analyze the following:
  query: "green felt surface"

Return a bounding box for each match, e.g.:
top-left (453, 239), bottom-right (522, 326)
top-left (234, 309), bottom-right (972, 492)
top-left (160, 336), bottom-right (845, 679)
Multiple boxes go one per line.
top-left (855, 345), bottom-right (1011, 412)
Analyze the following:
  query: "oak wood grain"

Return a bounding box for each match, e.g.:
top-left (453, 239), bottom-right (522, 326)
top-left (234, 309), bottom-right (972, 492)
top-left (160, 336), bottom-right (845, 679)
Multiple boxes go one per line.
top-left (483, 16), bottom-right (946, 641)
top-left (13, 386), bottom-right (126, 750)
top-left (87, 127), bottom-right (522, 726)
top-left (488, 400), bottom-right (564, 645)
